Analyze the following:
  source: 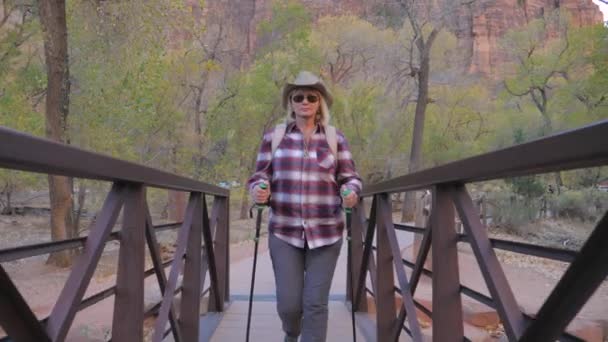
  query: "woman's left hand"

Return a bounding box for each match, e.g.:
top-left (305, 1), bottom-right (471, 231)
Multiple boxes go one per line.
top-left (341, 186), bottom-right (358, 208)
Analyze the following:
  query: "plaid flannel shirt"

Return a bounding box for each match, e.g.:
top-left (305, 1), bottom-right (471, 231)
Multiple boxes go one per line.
top-left (247, 122), bottom-right (363, 249)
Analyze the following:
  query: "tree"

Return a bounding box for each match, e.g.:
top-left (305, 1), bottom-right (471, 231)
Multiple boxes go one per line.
top-left (423, 83), bottom-right (494, 165)
top-left (0, 1), bottom-right (45, 215)
top-left (501, 11), bottom-right (607, 192)
top-left (39, 0), bottom-right (74, 267)
top-left (502, 10), bottom-right (573, 136)
top-left (310, 16), bottom-right (395, 85)
top-left (395, 0), bottom-right (459, 221)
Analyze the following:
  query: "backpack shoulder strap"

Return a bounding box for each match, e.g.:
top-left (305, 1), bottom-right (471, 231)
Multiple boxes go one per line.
top-left (325, 125), bottom-right (338, 160)
top-left (271, 123), bottom-right (287, 156)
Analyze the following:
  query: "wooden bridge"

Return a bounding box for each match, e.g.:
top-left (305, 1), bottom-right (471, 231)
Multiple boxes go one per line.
top-left (0, 120), bottom-right (607, 341)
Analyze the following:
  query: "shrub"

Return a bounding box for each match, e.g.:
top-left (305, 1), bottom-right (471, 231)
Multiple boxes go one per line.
top-left (551, 189), bottom-right (608, 222)
top-left (488, 190), bottom-right (541, 233)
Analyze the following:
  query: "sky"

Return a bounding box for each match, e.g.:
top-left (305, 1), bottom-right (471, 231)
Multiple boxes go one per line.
top-left (592, 0), bottom-right (608, 22)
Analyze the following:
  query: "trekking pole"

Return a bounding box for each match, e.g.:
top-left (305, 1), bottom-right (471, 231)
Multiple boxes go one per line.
top-left (246, 182), bottom-right (267, 342)
top-left (342, 188), bottom-right (357, 342)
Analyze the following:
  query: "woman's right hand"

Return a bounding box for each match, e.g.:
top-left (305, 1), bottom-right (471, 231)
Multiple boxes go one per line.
top-left (251, 182), bottom-right (270, 204)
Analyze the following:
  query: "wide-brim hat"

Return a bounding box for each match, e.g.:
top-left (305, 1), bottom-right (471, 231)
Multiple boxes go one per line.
top-left (282, 71), bottom-right (333, 109)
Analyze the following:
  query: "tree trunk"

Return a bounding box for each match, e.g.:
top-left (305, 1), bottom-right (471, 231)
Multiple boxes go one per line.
top-left (411, 191), bottom-right (432, 271)
top-left (74, 183), bottom-right (86, 235)
top-left (40, 0), bottom-right (74, 267)
top-left (2, 183), bottom-right (14, 215)
top-left (194, 87), bottom-right (205, 178)
top-left (167, 143), bottom-right (186, 222)
top-left (402, 37), bottom-right (433, 223)
top-left (554, 171), bottom-right (563, 195)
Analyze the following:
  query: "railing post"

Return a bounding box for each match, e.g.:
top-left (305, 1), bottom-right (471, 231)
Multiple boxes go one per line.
top-left (375, 193), bottom-right (397, 342)
top-left (378, 193), bottom-right (423, 341)
top-left (180, 193), bottom-right (203, 340)
top-left (152, 192), bottom-right (201, 342)
top-left (349, 200), bottom-right (367, 312)
top-left (354, 197), bottom-right (377, 313)
top-left (431, 185), bottom-right (463, 342)
top-left (144, 205), bottom-right (182, 342)
top-left (209, 195), bottom-right (229, 311)
top-left (112, 183), bottom-right (146, 341)
top-left (452, 184), bottom-right (525, 340)
top-left (46, 183), bottom-right (125, 342)
top-left (200, 197), bottom-right (221, 297)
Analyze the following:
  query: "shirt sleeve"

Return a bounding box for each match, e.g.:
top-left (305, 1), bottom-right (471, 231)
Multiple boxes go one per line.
top-left (247, 129), bottom-right (273, 192)
top-left (335, 130), bottom-right (363, 195)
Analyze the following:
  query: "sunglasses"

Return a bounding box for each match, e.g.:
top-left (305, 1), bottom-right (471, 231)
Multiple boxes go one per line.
top-left (292, 94), bottom-right (319, 104)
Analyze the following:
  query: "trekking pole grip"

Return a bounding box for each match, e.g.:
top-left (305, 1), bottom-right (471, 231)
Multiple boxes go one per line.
top-left (341, 188), bottom-right (353, 213)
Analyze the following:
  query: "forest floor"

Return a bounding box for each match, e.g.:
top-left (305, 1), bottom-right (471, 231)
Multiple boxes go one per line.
top-left (0, 210), bottom-right (606, 341)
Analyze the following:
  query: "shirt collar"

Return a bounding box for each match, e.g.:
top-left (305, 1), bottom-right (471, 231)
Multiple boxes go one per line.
top-left (287, 121), bottom-right (323, 134)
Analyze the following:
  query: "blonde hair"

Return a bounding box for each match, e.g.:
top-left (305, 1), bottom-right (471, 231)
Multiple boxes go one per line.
top-left (285, 89), bottom-right (331, 126)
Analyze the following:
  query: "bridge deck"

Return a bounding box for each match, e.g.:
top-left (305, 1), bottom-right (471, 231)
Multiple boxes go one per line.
top-left (195, 232), bottom-right (413, 342)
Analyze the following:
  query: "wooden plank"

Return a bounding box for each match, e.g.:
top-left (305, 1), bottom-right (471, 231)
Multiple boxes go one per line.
top-left (354, 197), bottom-right (377, 311)
top-left (0, 265), bottom-right (50, 341)
top-left (377, 194), bottom-right (423, 341)
top-left (431, 185), bottom-right (463, 342)
top-left (451, 184), bottom-right (525, 340)
top-left (349, 201), bottom-right (367, 312)
top-left (144, 205), bottom-right (182, 342)
top-left (375, 194), bottom-right (397, 342)
top-left (393, 219), bottom-right (432, 341)
top-left (46, 183), bottom-right (125, 342)
top-left (361, 120), bottom-right (608, 196)
top-left (208, 196), bottom-right (227, 311)
top-left (201, 199), bottom-right (221, 296)
top-left (112, 184), bottom-right (146, 341)
top-left (152, 193), bottom-right (200, 342)
top-left (180, 192), bottom-right (203, 341)
top-left (0, 126), bottom-right (229, 196)
top-left (208, 301), bottom-right (367, 342)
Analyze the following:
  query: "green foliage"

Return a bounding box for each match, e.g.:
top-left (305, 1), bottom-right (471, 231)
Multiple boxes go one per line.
top-left (562, 167), bottom-right (607, 188)
top-left (550, 188), bottom-right (608, 222)
top-left (0, 3), bottom-right (45, 202)
top-left (501, 10), bottom-right (608, 138)
top-left (489, 189), bottom-right (541, 230)
top-left (310, 16), bottom-right (396, 84)
top-left (258, 0), bottom-right (312, 54)
top-left (331, 83), bottom-right (390, 181)
top-left (505, 176), bottom-right (546, 199)
top-left (424, 83), bottom-right (495, 165)
top-left (68, 1), bottom-right (188, 172)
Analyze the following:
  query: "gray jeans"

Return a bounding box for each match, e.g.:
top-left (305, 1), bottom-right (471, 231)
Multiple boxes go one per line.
top-left (269, 233), bottom-right (343, 342)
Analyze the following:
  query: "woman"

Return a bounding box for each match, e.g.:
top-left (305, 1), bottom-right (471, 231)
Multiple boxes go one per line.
top-left (248, 71), bottom-right (362, 342)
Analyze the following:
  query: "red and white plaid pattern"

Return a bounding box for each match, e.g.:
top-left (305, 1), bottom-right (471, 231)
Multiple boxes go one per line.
top-left (248, 122), bottom-right (362, 249)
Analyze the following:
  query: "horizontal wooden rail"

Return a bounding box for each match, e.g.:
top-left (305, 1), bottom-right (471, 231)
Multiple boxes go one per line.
top-left (392, 222), bottom-right (578, 263)
top-left (0, 126), bottom-right (228, 196)
top-left (0, 222), bottom-right (181, 262)
top-left (362, 120), bottom-right (608, 196)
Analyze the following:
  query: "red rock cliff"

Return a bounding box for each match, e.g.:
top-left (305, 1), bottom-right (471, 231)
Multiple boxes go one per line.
top-left (200, 0), bottom-right (603, 76)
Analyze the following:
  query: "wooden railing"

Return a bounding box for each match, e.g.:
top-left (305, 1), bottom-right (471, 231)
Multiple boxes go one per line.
top-left (347, 119), bottom-right (608, 342)
top-left (0, 126), bottom-right (230, 342)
